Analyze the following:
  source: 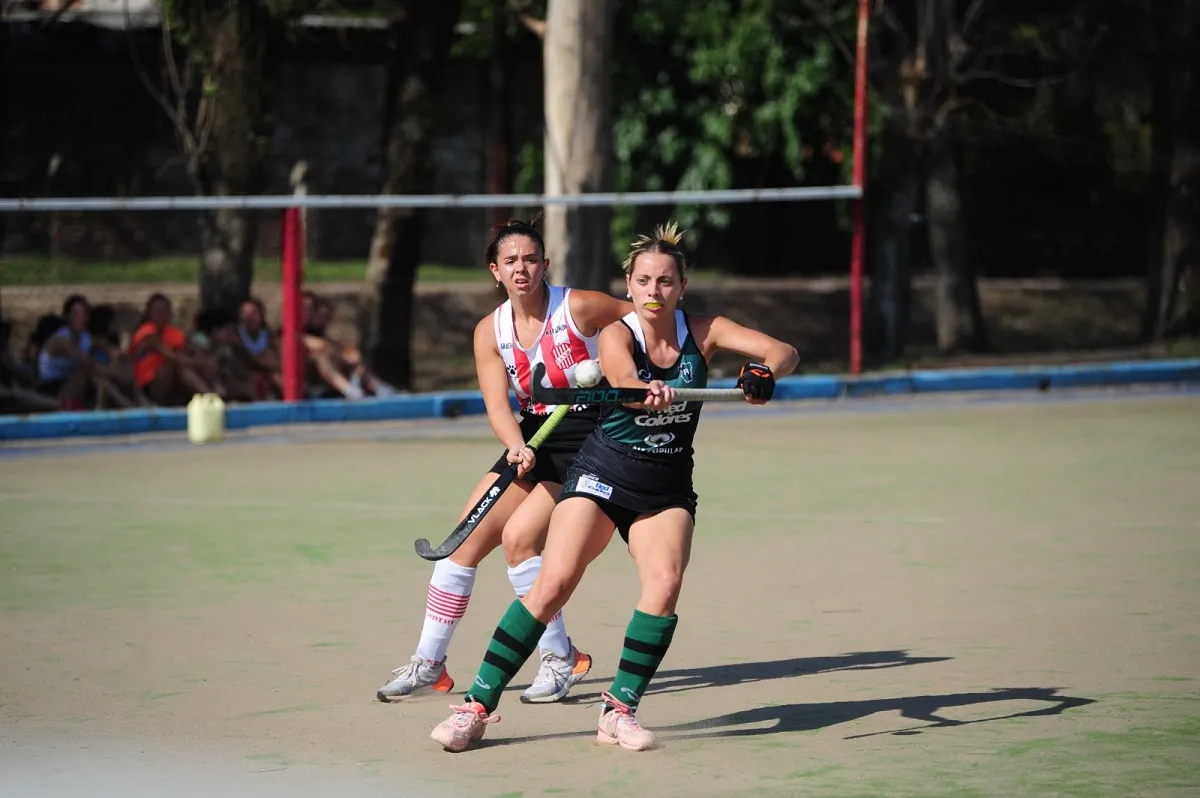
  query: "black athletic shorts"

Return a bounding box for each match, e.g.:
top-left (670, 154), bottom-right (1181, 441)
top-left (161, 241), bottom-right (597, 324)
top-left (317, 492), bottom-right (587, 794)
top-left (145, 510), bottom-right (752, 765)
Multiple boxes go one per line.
top-left (487, 405), bottom-right (600, 486)
top-left (558, 430), bottom-right (697, 543)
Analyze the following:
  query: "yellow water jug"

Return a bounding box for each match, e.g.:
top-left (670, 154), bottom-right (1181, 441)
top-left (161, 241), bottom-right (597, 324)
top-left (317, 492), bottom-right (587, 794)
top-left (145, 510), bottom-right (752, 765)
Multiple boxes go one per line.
top-left (187, 393), bottom-right (226, 444)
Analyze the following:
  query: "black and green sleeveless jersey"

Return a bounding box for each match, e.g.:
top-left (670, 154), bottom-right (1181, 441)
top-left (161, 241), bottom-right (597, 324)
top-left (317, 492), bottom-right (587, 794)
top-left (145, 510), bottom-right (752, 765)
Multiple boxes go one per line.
top-left (597, 310), bottom-right (708, 459)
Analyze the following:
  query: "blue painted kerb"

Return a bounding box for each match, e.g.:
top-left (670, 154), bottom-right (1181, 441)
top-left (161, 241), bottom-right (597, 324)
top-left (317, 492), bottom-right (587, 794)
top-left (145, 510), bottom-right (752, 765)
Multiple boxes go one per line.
top-left (3, 357), bottom-right (1198, 442)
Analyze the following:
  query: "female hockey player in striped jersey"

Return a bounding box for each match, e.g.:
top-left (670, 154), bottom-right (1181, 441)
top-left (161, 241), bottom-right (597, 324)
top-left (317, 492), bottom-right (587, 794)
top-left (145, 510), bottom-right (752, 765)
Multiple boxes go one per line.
top-left (429, 221), bottom-right (799, 752)
top-left (377, 217), bottom-right (632, 705)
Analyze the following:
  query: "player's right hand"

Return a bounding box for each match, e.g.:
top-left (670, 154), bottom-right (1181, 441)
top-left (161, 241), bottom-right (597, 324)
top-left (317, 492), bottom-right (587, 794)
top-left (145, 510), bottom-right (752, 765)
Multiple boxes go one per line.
top-left (643, 380), bottom-right (676, 411)
top-left (506, 444), bottom-right (536, 478)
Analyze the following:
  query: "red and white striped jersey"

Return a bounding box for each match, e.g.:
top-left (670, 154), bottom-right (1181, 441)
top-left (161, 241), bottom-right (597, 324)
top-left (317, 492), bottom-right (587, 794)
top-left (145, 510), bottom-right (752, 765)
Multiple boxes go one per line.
top-left (493, 284), bottom-right (599, 415)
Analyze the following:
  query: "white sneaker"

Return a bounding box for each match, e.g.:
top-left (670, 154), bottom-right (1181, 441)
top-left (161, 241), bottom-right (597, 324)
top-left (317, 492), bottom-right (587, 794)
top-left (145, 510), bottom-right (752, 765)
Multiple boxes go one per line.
top-left (377, 655), bottom-right (455, 702)
top-left (520, 643), bottom-right (593, 704)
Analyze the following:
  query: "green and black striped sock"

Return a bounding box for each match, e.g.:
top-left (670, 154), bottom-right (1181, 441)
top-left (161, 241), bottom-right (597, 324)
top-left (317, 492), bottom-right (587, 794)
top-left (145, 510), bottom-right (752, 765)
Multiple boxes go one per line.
top-left (607, 610), bottom-right (678, 710)
top-left (464, 600), bottom-right (545, 713)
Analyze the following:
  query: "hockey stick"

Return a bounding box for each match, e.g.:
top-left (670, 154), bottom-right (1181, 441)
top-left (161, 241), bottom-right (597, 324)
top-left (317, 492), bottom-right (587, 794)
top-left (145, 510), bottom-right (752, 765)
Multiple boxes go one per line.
top-left (530, 383), bottom-right (745, 406)
top-left (413, 402), bottom-right (571, 561)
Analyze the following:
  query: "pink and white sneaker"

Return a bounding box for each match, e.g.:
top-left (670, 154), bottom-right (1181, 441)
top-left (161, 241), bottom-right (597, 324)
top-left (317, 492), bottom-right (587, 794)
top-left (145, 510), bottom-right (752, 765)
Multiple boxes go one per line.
top-left (596, 691), bottom-right (656, 751)
top-left (430, 700), bottom-right (498, 752)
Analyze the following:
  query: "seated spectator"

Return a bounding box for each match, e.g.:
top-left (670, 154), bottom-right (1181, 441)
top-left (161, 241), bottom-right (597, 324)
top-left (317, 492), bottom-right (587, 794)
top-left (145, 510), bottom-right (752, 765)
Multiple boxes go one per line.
top-left (128, 293), bottom-right (216, 406)
top-left (234, 297), bottom-right (282, 399)
top-left (301, 293), bottom-right (399, 400)
top-left (190, 307), bottom-right (258, 403)
top-left (37, 294), bottom-right (136, 409)
top-left (87, 303), bottom-right (149, 407)
top-left (22, 313), bottom-right (66, 380)
top-left (1, 320), bottom-right (61, 414)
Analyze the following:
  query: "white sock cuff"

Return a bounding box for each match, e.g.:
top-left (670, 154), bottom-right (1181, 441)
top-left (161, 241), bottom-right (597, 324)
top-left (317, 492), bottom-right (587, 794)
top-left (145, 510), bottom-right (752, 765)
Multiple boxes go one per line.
top-left (431, 558), bottom-right (477, 594)
top-left (506, 556), bottom-right (542, 596)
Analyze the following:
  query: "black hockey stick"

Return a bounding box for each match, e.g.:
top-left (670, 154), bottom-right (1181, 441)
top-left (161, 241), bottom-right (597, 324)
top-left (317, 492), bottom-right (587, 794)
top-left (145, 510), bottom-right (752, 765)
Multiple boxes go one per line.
top-left (413, 402), bottom-right (570, 561)
top-left (530, 383), bottom-right (744, 405)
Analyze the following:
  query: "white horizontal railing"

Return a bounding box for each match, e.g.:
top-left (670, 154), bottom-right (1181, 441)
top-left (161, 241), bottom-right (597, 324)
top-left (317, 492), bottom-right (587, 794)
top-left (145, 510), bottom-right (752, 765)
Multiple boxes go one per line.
top-left (0, 185), bottom-right (861, 212)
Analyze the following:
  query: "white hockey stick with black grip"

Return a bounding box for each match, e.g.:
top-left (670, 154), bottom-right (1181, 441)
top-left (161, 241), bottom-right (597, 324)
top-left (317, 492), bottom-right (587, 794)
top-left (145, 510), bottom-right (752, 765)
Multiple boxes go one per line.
top-left (413, 401), bottom-right (570, 561)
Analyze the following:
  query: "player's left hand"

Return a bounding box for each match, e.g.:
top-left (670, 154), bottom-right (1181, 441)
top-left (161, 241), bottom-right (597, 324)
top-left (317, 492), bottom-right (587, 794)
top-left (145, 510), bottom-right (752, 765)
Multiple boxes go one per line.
top-left (737, 362), bottom-right (775, 404)
top-left (643, 379), bottom-right (676, 411)
top-left (506, 444), bottom-right (536, 478)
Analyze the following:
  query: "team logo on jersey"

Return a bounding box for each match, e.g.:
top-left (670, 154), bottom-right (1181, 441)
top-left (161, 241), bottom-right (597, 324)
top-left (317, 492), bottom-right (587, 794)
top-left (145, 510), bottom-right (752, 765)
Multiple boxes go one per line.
top-left (635, 402), bottom-right (692, 426)
top-left (637, 368), bottom-right (653, 383)
top-left (552, 341), bottom-right (575, 370)
top-left (678, 360), bottom-right (693, 383)
top-left (506, 364), bottom-right (518, 378)
top-left (644, 432), bottom-right (676, 448)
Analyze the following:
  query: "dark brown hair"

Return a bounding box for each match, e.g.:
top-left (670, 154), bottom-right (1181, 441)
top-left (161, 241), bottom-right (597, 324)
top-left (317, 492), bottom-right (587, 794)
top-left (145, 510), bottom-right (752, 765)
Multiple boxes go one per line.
top-left (485, 214), bottom-right (546, 265)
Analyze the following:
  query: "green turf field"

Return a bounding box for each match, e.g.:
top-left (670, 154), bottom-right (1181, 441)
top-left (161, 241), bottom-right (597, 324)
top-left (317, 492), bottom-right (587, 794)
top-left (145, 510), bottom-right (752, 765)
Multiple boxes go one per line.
top-left (1, 392), bottom-right (1198, 797)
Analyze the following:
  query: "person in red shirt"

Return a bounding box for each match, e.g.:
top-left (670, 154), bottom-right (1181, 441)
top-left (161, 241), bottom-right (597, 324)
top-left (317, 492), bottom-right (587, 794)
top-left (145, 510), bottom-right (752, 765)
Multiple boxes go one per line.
top-left (128, 293), bottom-right (216, 406)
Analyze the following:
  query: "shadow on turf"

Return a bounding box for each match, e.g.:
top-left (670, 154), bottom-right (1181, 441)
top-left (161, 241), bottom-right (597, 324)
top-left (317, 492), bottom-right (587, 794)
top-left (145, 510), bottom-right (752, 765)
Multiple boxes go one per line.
top-left (547, 650), bottom-right (948, 704)
top-left (663, 686), bottom-right (1098, 741)
top-left (476, 686), bottom-right (1096, 749)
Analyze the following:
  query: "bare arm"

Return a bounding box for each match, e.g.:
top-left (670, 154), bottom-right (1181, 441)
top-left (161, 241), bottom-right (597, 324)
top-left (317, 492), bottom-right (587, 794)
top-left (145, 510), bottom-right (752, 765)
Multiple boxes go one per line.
top-left (695, 315), bottom-right (799, 378)
top-left (132, 331), bottom-right (201, 368)
top-left (598, 322), bottom-right (675, 411)
top-left (597, 322), bottom-right (641, 388)
top-left (473, 315), bottom-right (525, 452)
top-left (568, 290), bottom-right (635, 337)
top-left (44, 335), bottom-right (94, 368)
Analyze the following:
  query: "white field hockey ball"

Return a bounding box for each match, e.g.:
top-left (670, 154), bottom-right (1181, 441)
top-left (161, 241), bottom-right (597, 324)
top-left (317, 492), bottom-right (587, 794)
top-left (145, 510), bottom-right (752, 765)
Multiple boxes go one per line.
top-left (575, 359), bottom-right (603, 387)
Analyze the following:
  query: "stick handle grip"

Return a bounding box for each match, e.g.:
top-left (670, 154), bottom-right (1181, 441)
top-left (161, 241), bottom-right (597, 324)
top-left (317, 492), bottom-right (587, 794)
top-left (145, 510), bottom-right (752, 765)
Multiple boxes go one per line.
top-left (525, 403), bottom-right (571, 451)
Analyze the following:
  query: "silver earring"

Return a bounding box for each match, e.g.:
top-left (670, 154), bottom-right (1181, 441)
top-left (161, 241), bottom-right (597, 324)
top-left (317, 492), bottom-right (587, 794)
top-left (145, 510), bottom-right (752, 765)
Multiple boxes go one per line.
top-left (626, 292), bottom-right (631, 299)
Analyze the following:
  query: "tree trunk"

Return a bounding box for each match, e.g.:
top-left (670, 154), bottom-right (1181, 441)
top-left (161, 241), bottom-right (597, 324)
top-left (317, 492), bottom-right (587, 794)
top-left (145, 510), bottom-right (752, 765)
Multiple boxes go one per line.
top-left (543, 0), bottom-right (616, 292)
top-left (194, 5), bottom-right (283, 313)
top-left (866, 111), bottom-right (917, 363)
top-left (488, 0), bottom-right (513, 227)
top-left (927, 131), bottom-right (987, 354)
top-left (1145, 0), bottom-right (1200, 339)
top-left (197, 208), bottom-right (256, 313)
top-left (360, 0), bottom-right (462, 390)
top-left (1167, 1), bottom-right (1200, 337)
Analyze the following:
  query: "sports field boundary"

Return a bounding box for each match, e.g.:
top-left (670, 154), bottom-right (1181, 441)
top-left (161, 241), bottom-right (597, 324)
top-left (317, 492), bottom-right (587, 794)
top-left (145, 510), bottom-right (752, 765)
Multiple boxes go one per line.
top-left (3, 357), bottom-right (1199, 442)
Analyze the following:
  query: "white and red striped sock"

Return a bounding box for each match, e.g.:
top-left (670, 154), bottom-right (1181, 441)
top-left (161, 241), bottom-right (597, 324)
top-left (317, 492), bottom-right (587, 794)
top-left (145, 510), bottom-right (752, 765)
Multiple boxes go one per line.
top-left (508, 556), bottom-right (571, 658)
top-left (414, 559), bottom-right (476, 664)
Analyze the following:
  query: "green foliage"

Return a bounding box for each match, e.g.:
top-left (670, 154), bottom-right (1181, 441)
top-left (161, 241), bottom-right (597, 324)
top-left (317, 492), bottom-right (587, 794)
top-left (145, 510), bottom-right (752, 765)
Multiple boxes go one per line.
top-left (608, 0), bottom-right (856, 258)
top-left (452, 0), bottom-right (546, 59)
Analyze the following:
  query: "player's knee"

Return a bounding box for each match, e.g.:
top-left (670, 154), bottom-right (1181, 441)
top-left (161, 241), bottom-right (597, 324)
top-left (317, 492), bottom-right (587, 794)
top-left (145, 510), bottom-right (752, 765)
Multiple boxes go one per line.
top-left (524, 570), bottom-right (576, 621)
top-left (500, 520), bottom-right (542, 567)
top-left (639, 568), bottom-right (684, 615)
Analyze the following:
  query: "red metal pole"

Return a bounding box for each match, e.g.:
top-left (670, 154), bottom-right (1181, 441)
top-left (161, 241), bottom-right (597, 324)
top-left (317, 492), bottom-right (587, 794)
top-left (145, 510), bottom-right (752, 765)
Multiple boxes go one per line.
top-left (281, 206), bottom-right (304, 402)
top-left (849, 0), bottom-right (870, 375)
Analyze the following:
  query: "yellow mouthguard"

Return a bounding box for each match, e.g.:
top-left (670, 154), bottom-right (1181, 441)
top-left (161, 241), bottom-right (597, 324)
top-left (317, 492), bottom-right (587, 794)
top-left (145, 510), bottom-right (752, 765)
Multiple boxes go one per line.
top-left (643, 301), bottom-right (662, 310)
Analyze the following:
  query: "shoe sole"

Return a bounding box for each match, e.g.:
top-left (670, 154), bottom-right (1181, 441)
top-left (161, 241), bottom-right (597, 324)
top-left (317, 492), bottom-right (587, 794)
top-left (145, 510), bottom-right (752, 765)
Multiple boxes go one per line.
top-left (519, 659), bottom-right (592, 704)
top-left (377, 675), bottom-right (455, 703)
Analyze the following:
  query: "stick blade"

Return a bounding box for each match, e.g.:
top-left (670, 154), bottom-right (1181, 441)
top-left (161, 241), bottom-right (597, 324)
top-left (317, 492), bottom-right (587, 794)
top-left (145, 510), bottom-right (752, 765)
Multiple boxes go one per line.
top-left (411, 467), bottom-right (517, 561)
top-left (413, 537), bottom-right (447, 561)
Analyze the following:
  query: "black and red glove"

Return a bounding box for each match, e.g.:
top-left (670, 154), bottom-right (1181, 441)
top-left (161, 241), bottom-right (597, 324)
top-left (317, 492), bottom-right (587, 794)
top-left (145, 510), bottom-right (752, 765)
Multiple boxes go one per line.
top-left (737, 362), bottom-right (775, 402)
